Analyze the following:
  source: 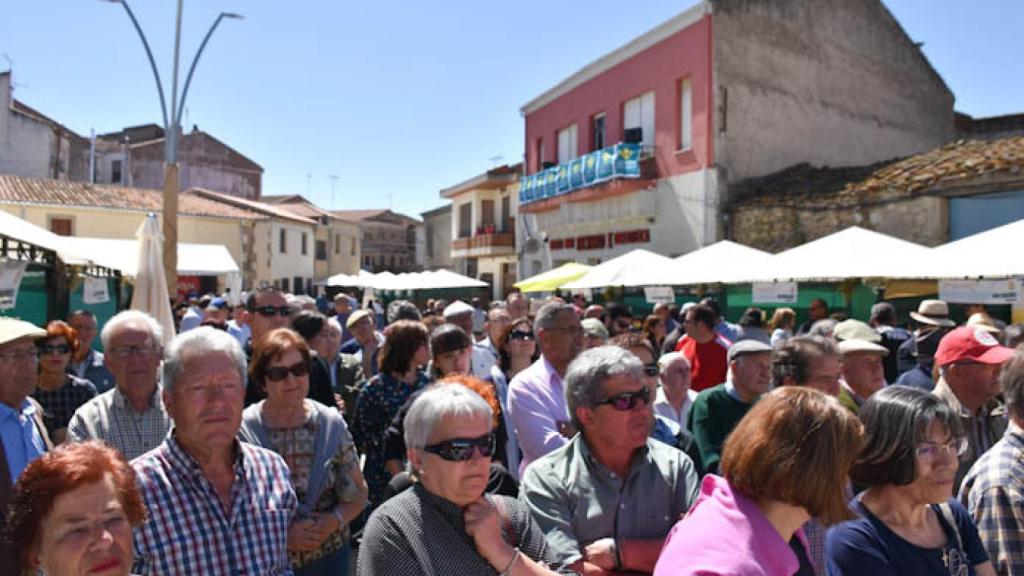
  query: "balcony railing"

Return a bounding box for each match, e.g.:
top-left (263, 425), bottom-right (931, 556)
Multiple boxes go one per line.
top-left (452, 232), bottom-right (515, 252)
top-left (520, 142), bottom-right (655, 205)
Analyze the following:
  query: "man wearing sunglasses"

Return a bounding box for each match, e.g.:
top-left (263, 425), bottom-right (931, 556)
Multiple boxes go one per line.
top-left (687, 339), bottom-right (773, 476)
top-left (520, 346), bottom-right (699, 575)
top-left (243, 287), bottom-right (335, 408)
top-left (933, 326), bottom-right (1014, 489)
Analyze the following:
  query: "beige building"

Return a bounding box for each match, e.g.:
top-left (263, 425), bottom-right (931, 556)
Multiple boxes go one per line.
top-left (440, 164), bottom-right (520, 300)
top-left (421, 204), bottom-right (459, 271)
top-left (331, 209), bottom-right (424, 273)
top-left (262, 195), bottom-right (362, 280)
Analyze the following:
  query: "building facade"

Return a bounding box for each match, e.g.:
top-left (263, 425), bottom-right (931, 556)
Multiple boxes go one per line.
top-left (262, 194), bottom-right (362, 280)
top-left (95, 125), bottom-right (263, 200)
top-left (440, 164), bottom-right (520, 299)
top-left (421, 204), bottom-right (458, 271)
top-left (331, 209), bottom-right (424, 273)
top-left (518, 0), bottom-right (954, 276)
top-left (0, 71), bottom-right (91, 182)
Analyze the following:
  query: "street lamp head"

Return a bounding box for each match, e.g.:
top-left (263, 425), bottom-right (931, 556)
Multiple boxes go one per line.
top-left (222, 12), bottom-right (244, 20)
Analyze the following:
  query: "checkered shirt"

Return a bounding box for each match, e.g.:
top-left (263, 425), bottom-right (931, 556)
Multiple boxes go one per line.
top-left (66, 386), bottom-right (171, 461)
top-left (959, 422), bottom-right (1024, 576)
top-left (132, 434), bottom-right (297, 575)
top-left (32, 374), bottom-right (96, 436)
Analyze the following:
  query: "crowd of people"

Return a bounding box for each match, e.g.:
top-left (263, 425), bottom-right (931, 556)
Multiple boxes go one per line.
top-left (2, 287), bottom-right (1023, 576)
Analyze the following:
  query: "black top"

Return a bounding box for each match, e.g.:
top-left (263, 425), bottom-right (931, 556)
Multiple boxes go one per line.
top-left (357, 483), bottom-right (573, 575)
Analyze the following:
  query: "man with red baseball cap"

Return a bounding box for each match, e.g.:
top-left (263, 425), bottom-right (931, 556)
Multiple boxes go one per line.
top-left (933, 326), bottom-right (1016, 488)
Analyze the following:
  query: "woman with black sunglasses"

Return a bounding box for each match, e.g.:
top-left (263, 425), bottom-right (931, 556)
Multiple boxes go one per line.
top-left (32, 319), bottom-right (97, 443)
top-left (485, 316), bottom-right (539, 478)
top-left (358, 383), bottom-right (573, 576)
top-left (240, 327), bottom-right (368, 576)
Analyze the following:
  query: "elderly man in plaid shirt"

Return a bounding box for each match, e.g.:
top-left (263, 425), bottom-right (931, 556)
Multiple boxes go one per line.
top-left (960, 349), bottom-right (1024, 576)
top-left (132, 327), bottom-right (297, 575)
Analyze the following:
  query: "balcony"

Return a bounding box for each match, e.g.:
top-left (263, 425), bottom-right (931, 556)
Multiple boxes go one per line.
top-left (452, 230), bottom-right (515, 258)
top-left (519, 142), bottom-right (659, 211)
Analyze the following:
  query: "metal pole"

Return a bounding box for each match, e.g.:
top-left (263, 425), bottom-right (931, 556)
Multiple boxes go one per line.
top-left (110, 0), bottom-right (170, 132)
top-left (163, 0), bottom-right (185, 296)
top-left (176, 13), bottom-right (239, 125)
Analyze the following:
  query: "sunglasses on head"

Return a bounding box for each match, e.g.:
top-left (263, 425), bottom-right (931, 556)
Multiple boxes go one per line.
top-left (423, 433), bottom-right (495, 462)
top-left (643, 363), bottom-right (660, 377)
top-left (255, 305), bottom-right (293, 318)
top-left (509, 330), bottom-right (535, 341)
top-left (264, 361), bottom-right (310, 382)
top-left (38, 343), bottom-right (71, 355)
top-left (598, 387), bottom-right (652, 411)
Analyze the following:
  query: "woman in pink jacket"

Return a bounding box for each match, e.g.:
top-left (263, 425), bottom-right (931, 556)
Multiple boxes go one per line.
top-left (654, 387), bottom-right (862, 576)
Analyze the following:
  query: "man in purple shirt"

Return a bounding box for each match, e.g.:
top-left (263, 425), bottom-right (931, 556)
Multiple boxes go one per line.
top-left (507, 301), bottom-right (583, 478)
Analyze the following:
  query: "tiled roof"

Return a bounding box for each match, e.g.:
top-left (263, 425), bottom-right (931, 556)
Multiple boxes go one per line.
top-left (187, 188), bottom-right (316, 225)
top-left (332, 209), bottom-right (422, 225)
top-left (842, 136), bottom-right (1024, 196)
top-left (730, 137), bottom-right (1024, 208)
top-left (260, 195), bottom-right (334, 219)
top-left (0, 174), bottom-right (264, 220)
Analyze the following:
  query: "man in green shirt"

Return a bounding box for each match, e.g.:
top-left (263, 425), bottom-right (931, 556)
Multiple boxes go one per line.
top-left (687, 339), bottom-right (772, 475)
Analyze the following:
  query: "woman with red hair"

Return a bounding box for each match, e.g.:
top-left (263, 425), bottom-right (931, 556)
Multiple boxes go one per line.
top-left (6, 440), bottom-right (147, 576)
top-left (32, 320), bottom-right (97, 443)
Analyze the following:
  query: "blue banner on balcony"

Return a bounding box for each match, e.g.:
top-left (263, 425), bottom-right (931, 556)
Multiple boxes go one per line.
top-left (522, 142), bottom-right (644, 205)
top-left (583, 151), bottom-right (599, 185)
top-left (569, 157), bottom-right (585, 189)
top-left (615, 143), bottom-right (641, 178)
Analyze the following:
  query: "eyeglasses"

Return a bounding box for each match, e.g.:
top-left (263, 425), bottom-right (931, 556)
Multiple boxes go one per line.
top-left (423, 433), bottom-right (496, 462)
top-left (38, 343), bottom-right (71, 355)
top-left (597, 387), bottom-right (652, 411)
top-left (108, 344), bottom-right (161, 359)
top-left (643, 363), bottom-right (660, 377)
top-left (916, 437), bottom-right (968, 461)
top-left (0, 347), bottom-right (38, 361)
top-left (254, 305), bottom-right (294, 318)
top-left (509, 330), bottom-right (535, 341)
top-left (264, 361), bottom-right (310, 382)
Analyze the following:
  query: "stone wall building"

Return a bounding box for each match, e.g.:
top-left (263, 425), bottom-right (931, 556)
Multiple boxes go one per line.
top-left (728, 137), bottom-right (1024, 251)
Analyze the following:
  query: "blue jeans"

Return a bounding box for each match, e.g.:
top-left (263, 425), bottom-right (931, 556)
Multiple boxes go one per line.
top-left (295, 543), bottom-right (351, 576)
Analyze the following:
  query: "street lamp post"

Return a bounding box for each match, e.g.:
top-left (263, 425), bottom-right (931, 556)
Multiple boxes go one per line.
top-left (103, 0), bottom-right (241, 295)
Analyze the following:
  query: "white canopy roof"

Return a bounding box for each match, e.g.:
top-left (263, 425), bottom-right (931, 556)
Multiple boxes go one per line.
top-left (735, 227), bottom-right (935, 283)
top-left (628, 240), bottom-right (772, 285)
top-left (925, 219), bottom-right (1024, 279)
top-left (0, 209), bottom-right (92, 266)
top-left (562, 249), bottom-right (676, 289)
top-left (71, 237), bottom-right (240, 277)
top-left (327, 269), bottom-right (487, 290)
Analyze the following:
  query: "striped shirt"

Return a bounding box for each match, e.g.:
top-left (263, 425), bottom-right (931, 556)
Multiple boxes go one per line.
top-left (66, 385), bottom-right (171, 461)
top-left (132, 434), bottom-right (297, 576)
top-left (959, 422), bottom-right (1024, 576)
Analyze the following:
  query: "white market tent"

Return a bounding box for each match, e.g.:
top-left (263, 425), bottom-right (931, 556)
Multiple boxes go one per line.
top-left (70, 237), bottom-right (240, 278)
top-left (737, 226), bottom-right (935, 283)
top-left (326, 268), bottom-right (487, 291)
top-left (925, 219), bottom-right (1024, 279)
top-left (562, 249), bottom-right (675, 289)
top-left (629, 240), bottom-right (773, 286)
top-left (0, 208), bottom-right (92, 266)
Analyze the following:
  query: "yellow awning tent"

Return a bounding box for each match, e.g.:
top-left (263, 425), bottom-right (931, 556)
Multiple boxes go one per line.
top-left (514, 262), bottom-right (592, 293)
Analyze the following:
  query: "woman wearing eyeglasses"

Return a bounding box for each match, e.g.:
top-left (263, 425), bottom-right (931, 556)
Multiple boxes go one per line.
top-left (358, 383), bottom-right (573, 576)
top-left (485, 317), bottom-right (538, 478)
top-left (32, 320), bottom-right (97, 443)
top-left (826, 386), bottom-right (996, 576)
top-left (240, 328), bottom-right (368, 576)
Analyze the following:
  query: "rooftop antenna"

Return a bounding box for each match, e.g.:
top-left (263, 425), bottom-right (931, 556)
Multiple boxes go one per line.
top-left (306, 172), bottom-right (312, 197)
top-left (329, 174), bottom-right (338, 209)
top-left (1, 54), bottom-right (12, 73)
top-left (489, 155), bottom-right (504, 168)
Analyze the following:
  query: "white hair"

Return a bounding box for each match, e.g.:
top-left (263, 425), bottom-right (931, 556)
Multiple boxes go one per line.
top-left (658, 351), bottom-right (691, 374)
top-left (404, 383), bottom-right (493, 451)
top-left (162, 327), bottom-right (246, 393)
top-left (100, 310), bottom-right (163, 350)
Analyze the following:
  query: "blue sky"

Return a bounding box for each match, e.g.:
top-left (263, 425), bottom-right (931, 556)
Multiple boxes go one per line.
top-left (2, 1), bottom-right (1021, 219)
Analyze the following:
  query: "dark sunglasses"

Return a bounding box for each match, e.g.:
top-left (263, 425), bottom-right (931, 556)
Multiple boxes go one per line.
top-left (643, 363), bottom-right (660, 377)
top-left (598, 387), bottom-right (652, 411)
top-left (509, 330), bottom-right (535, 341)
top-left (38, 343), bottom-right (71, 355)
top-left (264, 361), bottom-right (310, 382)
top-left (423, 433), bottom-right (496, 462)
top-left (254, 305), bottom-right (294, 318)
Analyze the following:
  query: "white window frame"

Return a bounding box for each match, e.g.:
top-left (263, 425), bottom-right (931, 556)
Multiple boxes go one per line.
top-left (557, 123), bottom-right (578, 164)
top-left (624, 91), bottom-right (655, 147)
top-left (679, 77), bottom-right (692, 151)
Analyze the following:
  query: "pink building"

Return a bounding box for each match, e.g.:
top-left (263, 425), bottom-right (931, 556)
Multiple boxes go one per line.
top-left (518, 0), bottom-right (954, 276)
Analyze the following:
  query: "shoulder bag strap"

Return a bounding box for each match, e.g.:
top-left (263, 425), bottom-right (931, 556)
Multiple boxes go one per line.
top-left (938, 502), bottom-right (964, 552)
